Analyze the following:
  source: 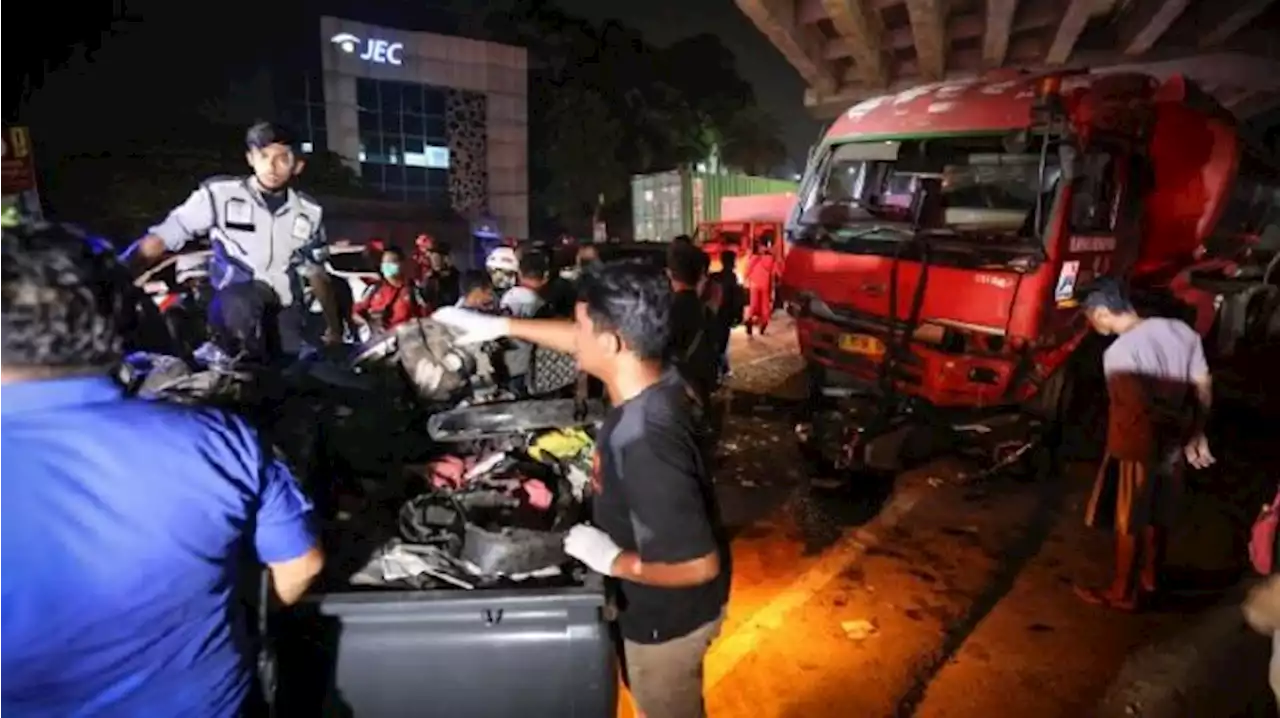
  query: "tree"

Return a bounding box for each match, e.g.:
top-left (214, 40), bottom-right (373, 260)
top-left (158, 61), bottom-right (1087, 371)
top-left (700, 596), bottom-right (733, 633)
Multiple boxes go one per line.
top-left (488, 2), bottom-right (792, 230)
top-left (718, 106), bottom-right (790, 176)
top-left (540, 82), bottom-right (628, 233)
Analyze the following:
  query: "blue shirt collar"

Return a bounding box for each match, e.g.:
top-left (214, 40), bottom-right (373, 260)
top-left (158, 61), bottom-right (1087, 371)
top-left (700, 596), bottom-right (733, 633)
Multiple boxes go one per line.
top-left (1, 375), bottom-right (127, 416)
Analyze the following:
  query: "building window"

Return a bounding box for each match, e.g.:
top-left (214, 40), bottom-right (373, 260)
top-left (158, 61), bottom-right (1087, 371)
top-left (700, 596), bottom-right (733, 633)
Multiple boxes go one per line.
top-left (353, 78), bottom-right (453, 204)
top-left (295, 74), bottom-right (330, 156)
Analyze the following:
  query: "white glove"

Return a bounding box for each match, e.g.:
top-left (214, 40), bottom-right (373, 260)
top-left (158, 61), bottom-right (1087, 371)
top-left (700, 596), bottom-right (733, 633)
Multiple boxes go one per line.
top-left (431, 306), bottom-right (511, 345)
top-left (564, 524), bottom-right (623, 576)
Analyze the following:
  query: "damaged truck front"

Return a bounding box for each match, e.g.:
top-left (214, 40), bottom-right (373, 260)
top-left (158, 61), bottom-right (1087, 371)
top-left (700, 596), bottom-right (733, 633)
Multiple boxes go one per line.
top-left (782, 71), bottom-right (1280, 479)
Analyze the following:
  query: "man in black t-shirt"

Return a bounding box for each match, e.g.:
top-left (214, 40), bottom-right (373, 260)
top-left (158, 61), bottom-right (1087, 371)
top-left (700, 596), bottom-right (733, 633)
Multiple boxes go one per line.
top-left (431, 261), bottom-right (730, 718)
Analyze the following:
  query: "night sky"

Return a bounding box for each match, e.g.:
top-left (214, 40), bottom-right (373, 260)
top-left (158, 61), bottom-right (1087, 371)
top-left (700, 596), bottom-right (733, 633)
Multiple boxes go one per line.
top-left (11, 0), bottom-right (819, 170)
top-left (526, 0), bottom-right (824, 171)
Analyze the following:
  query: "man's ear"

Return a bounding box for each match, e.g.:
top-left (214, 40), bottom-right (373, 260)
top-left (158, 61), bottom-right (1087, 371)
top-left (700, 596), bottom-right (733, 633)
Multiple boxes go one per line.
top-left (598, 329), bottom-right (622, 357)
top-left (245, 150), bottom-right (255, 170)
top-left (292, 158), bottom-right (307, 177)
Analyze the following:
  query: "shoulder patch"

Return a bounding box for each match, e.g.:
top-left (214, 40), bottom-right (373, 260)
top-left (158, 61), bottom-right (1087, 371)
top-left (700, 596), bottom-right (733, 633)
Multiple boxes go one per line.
top-left (294, 190), bottom-right (322, 215)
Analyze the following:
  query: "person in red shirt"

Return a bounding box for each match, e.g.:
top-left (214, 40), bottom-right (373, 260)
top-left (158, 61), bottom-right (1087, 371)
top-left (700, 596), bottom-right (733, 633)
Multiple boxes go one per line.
top-left (352, 246), bottom-right (426, 334)
top-left (745, 232), bottom-right (777, 337)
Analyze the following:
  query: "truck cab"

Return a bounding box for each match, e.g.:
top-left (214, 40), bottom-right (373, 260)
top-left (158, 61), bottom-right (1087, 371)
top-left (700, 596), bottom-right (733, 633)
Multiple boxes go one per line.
top-left (783, 71), bottom-right (1280, 475)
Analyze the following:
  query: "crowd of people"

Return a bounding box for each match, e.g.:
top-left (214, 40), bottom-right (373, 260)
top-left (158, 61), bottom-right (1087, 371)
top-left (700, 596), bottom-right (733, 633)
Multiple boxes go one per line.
top-left (1, 120), bottom-right (742, 718)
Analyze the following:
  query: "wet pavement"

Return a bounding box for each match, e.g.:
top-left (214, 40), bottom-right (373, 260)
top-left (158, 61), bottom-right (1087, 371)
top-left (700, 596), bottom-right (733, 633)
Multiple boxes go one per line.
top-left (619, 315), bottom-right (1280, 718)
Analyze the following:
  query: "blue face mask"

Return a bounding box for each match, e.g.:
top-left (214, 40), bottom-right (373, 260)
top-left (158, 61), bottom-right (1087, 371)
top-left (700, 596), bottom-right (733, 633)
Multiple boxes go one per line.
top-left (381, 262), bottom-right (401, 279)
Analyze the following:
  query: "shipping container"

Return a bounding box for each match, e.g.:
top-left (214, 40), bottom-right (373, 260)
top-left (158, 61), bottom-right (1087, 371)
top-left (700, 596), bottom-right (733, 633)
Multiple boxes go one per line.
top-left (631, 170), bottom-right (798, 241)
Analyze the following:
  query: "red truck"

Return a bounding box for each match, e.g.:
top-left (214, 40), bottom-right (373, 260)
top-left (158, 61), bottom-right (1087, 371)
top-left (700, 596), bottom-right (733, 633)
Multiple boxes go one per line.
top-left (699, 193), bottom-right (794, 279)
top-left (698, 193), bottom-right (796, 331)
top-left (781, 70), bottom-right (1280, 475)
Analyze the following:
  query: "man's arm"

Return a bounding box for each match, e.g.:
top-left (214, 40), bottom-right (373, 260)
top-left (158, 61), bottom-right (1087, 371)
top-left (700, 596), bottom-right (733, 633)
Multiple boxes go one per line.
top-left (1189, 335), bottom-right (1213, 431)
top-left (297, 224), bottom-right (344, 340)
top-left (256, 456), bottom-right (324, 605)
top-left (611, 416), bottom-right (721, 588)
top-left (121, 185), bottom-right (216, 274)
top-left (509, 318), bottom-right (577, 355)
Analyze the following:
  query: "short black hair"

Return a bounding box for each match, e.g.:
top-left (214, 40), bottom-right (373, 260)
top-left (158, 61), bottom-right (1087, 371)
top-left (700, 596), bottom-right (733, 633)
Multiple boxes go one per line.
top-left (1082, 277), bottom-right (1134, 313)
top-left (460, 270), bottom-right (493, 295)
top-left (246, 121), bottom-right (299, 151)
top-left (667, 242), bottom-right (706, 286)
top-left (721, 250), bottom-right (737, 266)
top-left (2, 222), bottom-right (131, 371)
top-left (518, 250), bottom-right (550, 280)
top-left (382, 245), bottom-right (406, 260)
top-left (578, 260), bottom-right (672, 361)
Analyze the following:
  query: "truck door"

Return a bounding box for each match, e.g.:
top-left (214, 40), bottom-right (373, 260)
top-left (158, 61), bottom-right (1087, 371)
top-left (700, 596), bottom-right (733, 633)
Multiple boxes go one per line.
top-left (1045, 144), bottom-right (1134, 338)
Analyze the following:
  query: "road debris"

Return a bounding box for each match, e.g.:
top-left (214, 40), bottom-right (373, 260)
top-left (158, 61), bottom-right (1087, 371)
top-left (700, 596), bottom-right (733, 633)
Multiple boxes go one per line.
top-left (840, 618), bottom-right (879, 641)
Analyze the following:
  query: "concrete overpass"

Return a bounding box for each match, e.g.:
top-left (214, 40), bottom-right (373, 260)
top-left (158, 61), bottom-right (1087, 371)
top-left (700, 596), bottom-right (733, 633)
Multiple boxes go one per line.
top-left (735, 0), bottom-right (1280, 121)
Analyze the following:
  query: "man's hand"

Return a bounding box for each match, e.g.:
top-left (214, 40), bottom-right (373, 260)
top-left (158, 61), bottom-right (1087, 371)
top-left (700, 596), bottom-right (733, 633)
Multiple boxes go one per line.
top-left (1185, 432), bottom-right (1215, 469)
top-left (432, 306), bottom-right (511, 344)
top-left (564, 524), bottom-right (623, 576)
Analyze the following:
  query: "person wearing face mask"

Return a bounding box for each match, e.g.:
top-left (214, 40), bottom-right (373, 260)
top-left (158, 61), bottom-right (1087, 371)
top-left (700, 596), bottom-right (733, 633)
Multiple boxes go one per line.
top-left (351, 246), bottom-right (426, 335)
top-left (122, 121), bottom-right (344, 366)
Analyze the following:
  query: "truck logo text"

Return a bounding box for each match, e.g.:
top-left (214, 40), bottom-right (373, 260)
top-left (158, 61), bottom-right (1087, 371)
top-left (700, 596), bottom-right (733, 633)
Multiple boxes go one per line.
top-left (1068, 236), bottom-right (1116, 253)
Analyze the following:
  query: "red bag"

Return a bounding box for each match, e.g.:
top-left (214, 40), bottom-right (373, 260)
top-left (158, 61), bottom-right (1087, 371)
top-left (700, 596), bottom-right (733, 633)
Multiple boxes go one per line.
top-left (1249, 486), bottom-right (1280, 575)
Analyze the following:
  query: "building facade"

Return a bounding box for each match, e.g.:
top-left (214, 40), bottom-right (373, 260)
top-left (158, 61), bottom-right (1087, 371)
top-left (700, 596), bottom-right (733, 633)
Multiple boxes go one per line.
top-left (290, 17), bottom-right (528, 239)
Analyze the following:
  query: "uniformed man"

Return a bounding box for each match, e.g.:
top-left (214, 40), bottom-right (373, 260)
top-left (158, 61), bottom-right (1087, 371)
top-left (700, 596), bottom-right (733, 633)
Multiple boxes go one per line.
top-left (124, 121), bottom-right (343, 363)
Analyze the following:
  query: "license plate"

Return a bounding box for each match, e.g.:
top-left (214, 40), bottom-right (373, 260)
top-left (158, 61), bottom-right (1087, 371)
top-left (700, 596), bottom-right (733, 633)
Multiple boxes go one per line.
top-left (837, 333), bottom-right (885, 357)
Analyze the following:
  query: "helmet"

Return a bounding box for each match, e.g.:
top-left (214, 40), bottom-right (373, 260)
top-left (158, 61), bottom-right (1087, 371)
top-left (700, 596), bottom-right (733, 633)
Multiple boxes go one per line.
top-left (486, 246), bottom-right (519, 291)
top-left (486, 246), bottom-right (519, 273)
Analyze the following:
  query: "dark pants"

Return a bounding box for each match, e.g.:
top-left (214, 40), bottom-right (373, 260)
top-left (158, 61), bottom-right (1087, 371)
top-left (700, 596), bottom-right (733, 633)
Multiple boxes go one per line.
top-left (208, 281), bottom-right (306, 364)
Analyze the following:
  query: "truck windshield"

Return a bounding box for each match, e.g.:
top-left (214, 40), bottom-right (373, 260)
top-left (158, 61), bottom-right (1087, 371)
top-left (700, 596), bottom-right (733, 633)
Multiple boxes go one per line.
top-left (801, 136), bottom-right (1060, 241)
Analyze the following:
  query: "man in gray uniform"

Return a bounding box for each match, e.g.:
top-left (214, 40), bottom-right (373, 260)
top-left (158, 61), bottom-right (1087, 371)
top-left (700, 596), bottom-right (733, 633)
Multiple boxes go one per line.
top-left (124, 121), bottom-right (343, 363)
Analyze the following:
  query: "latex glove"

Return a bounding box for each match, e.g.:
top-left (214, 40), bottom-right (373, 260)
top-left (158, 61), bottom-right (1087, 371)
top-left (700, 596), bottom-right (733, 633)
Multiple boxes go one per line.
top-left (564, 524), bottom-right (623, 576)
top-left (431, 306), bottom-right (511, 345)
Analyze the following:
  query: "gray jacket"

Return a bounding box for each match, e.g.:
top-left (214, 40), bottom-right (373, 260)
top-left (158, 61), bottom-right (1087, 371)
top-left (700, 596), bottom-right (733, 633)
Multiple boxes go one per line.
top-left (149, 176), bottom-right (328, 307)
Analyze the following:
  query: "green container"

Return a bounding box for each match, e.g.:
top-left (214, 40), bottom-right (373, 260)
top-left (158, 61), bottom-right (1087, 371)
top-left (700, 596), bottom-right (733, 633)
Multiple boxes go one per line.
top-left (631, 170), bottom-right (798, 240)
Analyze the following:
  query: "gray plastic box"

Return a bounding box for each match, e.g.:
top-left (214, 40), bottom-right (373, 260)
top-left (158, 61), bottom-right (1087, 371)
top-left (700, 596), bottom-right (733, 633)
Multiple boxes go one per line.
top-left (276, 581), bottom-right (617, 717)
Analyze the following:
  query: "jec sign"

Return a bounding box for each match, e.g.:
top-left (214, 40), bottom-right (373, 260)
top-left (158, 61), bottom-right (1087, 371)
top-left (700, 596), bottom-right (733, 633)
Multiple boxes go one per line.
top-left (330, 33), bottom-right (404, 66)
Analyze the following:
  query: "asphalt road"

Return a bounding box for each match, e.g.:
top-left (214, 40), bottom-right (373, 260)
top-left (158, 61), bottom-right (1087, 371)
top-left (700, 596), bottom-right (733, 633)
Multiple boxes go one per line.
top-left (619, 315), bottom-right (1280, 718)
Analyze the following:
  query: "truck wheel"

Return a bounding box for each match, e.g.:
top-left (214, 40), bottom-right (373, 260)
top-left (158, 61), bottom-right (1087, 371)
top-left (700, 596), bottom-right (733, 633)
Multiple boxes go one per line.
top-left (1023, 335), bottom-right (1107, 478)
top-left (797, 362), bottom-right (844, 481)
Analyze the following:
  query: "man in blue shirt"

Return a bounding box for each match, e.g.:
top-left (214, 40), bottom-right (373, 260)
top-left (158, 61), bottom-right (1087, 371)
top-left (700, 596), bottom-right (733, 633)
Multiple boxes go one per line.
top-left (1, 221), bottom-right (324, 717)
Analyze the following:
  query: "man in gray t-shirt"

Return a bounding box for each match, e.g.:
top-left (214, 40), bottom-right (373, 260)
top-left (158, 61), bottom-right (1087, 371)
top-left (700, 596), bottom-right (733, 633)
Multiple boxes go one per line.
top-left (1076, 279), bottom-right (1213, 611)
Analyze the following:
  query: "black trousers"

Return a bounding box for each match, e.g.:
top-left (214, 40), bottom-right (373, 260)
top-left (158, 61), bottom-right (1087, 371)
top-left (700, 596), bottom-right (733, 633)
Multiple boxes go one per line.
top-left (208, 281), bottom-right (306, 363)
